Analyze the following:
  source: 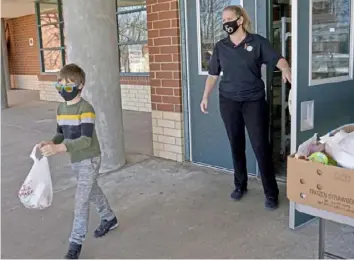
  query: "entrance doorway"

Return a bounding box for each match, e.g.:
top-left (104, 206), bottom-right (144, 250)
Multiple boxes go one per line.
top-left (182, 0), bottom-right (291, 178)
top-left (269, 0), bottom-right (292, 180)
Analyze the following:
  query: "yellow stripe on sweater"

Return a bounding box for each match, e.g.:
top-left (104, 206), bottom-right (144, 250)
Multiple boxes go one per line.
top-left (57, 114), bottom-right (79, 120)
top-left (81, 112), bottom-right (96, 119)
top-left (57, 112), bottom-right (95, 121)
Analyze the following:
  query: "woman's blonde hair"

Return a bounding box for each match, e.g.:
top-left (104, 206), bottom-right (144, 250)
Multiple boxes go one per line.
top-left (223, 5), bottom-right (252, 33)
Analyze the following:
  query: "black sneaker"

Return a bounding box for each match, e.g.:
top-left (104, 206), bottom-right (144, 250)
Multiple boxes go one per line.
top-left (230, 188), bottom-right (247, 201)
top-left (94, 217), bottom-right (119, 238)
top-left (64, 242), bottom-right (82, 259)
top-left (265, 197), bottom-right (279, 210)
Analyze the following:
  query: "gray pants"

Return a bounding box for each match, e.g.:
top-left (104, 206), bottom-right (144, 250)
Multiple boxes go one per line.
top-left (69, 157), bottom-right (115, 244)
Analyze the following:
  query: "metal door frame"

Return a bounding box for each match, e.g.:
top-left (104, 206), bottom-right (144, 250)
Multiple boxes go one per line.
top-left (179, 0), bottom-right (192, 161)
top-left (289, 0), bottom-right (319, 230)
top-left (288, 0), bottom-right (300, 230)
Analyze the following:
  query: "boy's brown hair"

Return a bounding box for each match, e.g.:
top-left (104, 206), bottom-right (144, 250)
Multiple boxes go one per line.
top-left (59, 63), bottom-right (86, 86)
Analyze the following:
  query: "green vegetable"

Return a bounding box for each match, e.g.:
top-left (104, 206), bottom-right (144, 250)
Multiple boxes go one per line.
top-left (309, 152), bottom-right (337, 166)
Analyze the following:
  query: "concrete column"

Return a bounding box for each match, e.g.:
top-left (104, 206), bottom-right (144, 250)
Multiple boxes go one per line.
top-left (1, 18), bottom-right (11, 91)
top-left (1, 19), bottom-right (9, 109)
top-left (1, 56), bottom-right (9, 109)
top-left (62, 0), bottom-right (125, 173)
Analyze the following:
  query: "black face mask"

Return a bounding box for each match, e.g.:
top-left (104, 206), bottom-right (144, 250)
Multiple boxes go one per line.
top-left (223, 18), bottom-right (240, 35)
top-left (59, 88), bottom-right (81, 102)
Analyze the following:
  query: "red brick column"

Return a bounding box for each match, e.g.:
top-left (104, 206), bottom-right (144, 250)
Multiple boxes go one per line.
top-left (147, 0), bottom-right (184, 161)
top-left (147, 0), bottom-right (182, 112)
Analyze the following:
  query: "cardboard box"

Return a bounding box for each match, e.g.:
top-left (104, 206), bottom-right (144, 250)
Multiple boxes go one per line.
top-left (287, 156), bottom-right (354, 218)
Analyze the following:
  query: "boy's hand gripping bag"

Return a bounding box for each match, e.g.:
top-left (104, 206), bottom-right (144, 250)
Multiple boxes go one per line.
top-left (18, 145), bottom-right (53, 209)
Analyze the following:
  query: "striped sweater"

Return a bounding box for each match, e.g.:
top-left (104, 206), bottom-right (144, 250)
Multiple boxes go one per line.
top-left (52, 98), bottom-right (101, 163)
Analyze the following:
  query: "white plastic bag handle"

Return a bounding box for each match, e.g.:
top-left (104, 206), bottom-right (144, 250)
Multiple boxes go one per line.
top-left (30, 145), bottom-right (43, 162)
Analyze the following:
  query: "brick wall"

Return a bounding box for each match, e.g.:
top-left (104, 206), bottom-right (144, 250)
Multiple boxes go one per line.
top-left (6, 15), bottom-right (40, 75)
top-left (152, 111), bottom-right (183, 161)
top-left (120, 76), bottom-right (149, 86)
top-left (121, 84), bottom-right (152, 112)
top-left (6, 15), bottom-right (64, 101)
top-left (120, 76), bottom-right (151, 112)
top-left (147, 0), bottom-right (184, 161)
top-left (147, 0), bottom-right (182, 113)
top-left (6, 14), bottom-right (152, 112)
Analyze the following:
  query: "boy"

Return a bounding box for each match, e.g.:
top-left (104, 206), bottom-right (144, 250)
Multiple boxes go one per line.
top-left (38, 64), bottom-right (118, 259)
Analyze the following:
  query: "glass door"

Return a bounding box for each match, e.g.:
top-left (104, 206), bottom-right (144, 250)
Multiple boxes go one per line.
top-left (289, 0), bottom-right (354, 229)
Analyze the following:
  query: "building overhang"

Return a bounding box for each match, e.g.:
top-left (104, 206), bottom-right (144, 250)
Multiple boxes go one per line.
top-left (1, 0), bottom-right (147, 19)
top-left (1, 0), bottom-right (37, 18)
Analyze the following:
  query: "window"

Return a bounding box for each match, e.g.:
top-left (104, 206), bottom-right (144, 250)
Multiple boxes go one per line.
top-left (197, 0), bottom-right (243, 73)
top-left (310, 0), bottom-right (353, 85)
top-left (35, 0), bottom-right (65, 73)
top-left (117, 3), bottom-right (149, 74)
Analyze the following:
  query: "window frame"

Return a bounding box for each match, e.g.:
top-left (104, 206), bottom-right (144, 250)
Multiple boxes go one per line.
top-left (308, 0), bottom-right (354, 86)
top-left (35, 0), bottom-right (65, 74)
top-left (116, 4), bottom-right (149, 76)
top-left (196, 0), bottom-right (244, 75)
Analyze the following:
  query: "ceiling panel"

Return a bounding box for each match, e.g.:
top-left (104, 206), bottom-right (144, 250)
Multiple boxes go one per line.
top-left (1, 0), bottom-right (56, 18)
top-left (1, 0), bottom-right (147, 18)
top-left (118, 0), bottom-right (145, 7)
top-left (1, 0), bottom-right (35, 18)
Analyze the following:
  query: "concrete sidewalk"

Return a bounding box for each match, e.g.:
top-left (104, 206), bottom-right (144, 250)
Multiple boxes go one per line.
top-left (1, 99), bottom-right (354, 259)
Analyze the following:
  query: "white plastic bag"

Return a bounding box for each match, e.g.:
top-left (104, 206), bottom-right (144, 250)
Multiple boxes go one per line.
top-left (288, 88), bottom-right (293, 117)
top-left (18, 145), bottom-right (53, 209)
top-left (323, 131), bottom-right (354, 169)
top-left (295, 134), bottom-right (319, 158)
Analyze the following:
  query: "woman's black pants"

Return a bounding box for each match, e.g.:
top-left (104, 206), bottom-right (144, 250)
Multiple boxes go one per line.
top-left (219, 95), bottom-right (279, 199)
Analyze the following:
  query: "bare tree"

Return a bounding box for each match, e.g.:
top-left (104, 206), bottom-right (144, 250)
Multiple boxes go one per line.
top-left (118, 7), bottom-right (147, 72)
top-left (200, 0), bottom-right (232, 70)
top-left (41, 10), bottom-right (61, 72)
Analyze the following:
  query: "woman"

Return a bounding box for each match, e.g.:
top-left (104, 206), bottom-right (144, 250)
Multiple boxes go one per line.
top-left (200, 5), bottom-right (291, 210)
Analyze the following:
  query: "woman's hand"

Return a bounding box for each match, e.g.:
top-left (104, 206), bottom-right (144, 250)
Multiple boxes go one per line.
top-left (276, 58), bottom-right (292, 84)
top-left (281, 67), bottom-right (292, 84)
top-left (200, 97), bottom-right (208, 114)
top-left (201, 75), bottom-right (218, 114)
